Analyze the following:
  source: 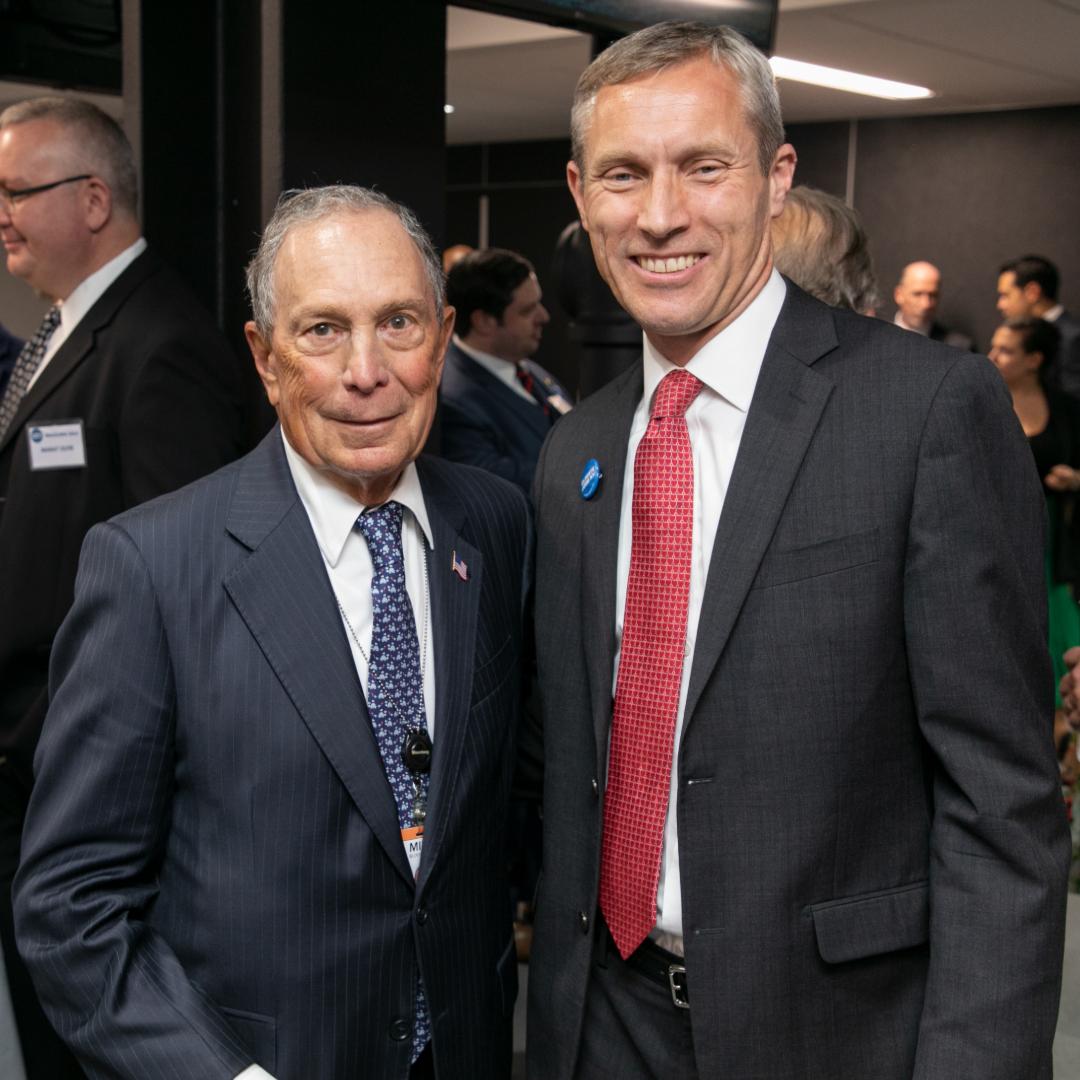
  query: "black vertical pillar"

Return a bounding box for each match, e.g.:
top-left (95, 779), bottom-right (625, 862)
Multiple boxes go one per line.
top-left (280, 0), bottom-right (447, 246)
top-left (134, 1), bottom-right (263, 347)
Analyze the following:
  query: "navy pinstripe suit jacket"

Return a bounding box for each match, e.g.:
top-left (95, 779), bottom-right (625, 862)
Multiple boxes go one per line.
top-left (14, 429), bottom-right (530, 1080)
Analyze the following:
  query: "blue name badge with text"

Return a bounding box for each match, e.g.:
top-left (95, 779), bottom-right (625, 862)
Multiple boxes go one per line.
top-left (27, 420), bottom-right (87, 471)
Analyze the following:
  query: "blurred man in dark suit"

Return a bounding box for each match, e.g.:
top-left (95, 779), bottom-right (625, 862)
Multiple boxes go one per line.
top-left (440, 248), bottom-right (570, 493)
top-left (998, 254), bottom-right (1080, 395)
top-left (14, 185), bottom-right (529, 1080)
top-left (528, 21), bottom-right (1068, 1080)
top-left (0, 322), bottom-right (22, 395)
top-left (0, 95), bottom-right (251, 1078)
top-left (893, 260), bottom-right (972, 349)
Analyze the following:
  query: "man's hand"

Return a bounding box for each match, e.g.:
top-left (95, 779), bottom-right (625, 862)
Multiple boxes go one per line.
top-left (1060, 646), bottom-right (1080, 727)
top-left (1043, 464), bottom-right (1080, 492)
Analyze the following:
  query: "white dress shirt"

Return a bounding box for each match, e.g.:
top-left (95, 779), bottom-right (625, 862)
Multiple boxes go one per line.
top-left (26, 237), bottom-right (147, 392)
top-left (1044, 303), bottom-right (1065, 323)
top-left (281, 431), bottom-right (436, 734)
top-left (613, 269), bottom-right (786, 946)
top-left (232, 436), bottom-right (438, 1080)
top-left (453, 334), bottom-right (538, 405)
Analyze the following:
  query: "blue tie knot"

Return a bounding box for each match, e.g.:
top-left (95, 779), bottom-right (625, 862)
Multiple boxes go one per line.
top-left (355, 501), bottom-right (405, 570)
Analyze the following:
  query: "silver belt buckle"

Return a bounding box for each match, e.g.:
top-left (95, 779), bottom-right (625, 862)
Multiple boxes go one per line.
top-left (667, 963), bottom-right (689, 1009)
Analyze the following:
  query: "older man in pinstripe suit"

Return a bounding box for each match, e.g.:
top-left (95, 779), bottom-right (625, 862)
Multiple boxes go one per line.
top-left (13, 186), bottom-right (530, 1080)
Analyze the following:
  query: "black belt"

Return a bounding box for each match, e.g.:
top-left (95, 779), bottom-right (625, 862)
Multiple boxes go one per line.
top-left (607, 925), bottom-right (690, 1009)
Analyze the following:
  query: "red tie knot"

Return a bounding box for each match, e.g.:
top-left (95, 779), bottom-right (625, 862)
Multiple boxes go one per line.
top-left (650, 369), bottom-right (703, 421)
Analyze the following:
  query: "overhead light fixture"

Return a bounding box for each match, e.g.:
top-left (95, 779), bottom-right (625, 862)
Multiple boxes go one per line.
top-left (769, 57), bottom-right (934, 101)
top-left (444, 103), bottom-right (455, 114)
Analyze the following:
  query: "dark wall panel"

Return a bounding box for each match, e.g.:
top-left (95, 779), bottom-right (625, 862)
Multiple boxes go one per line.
top-left (853, 105), bottom-right (1080, 352)
top-left (786, 120), bottom-right (849, 199)
top-left (282, 0), bottom-right (446, 245)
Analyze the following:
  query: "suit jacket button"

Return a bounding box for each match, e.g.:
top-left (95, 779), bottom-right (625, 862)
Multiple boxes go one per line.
top-left (389, 1018), bottom-right (411, 1041)
top-left (416, 906), bottom-right (428, 925)
top-left (579, 911), bottom-right (589, 934)
top-left (590, 778), bottom-right (599, 799)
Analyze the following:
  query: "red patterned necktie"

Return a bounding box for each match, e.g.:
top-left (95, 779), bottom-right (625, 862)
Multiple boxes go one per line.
top-left (600, 368), bottom-right (703, 959)
top-left (515, 363), bottom-right (551, 417)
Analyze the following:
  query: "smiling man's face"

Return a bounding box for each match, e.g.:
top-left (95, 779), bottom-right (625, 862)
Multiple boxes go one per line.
top-left (246, 208), bottom-right (453, 505)
top-left (568, 55), bottom-right (794, 365)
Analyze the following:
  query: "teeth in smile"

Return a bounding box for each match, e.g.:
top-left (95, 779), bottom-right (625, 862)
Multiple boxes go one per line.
top-left (638, 255), bottom-right (700, 273)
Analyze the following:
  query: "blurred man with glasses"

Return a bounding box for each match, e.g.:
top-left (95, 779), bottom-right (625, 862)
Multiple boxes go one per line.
top-left (0, 96), bottom-right (252, 1078)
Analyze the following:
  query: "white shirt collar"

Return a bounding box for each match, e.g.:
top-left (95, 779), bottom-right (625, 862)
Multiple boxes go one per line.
top-left (280, 428), bottom-right (434, 568)
top-left (452, 334), bottom-right (536, 403)
top-left (453, 334), bottom-right (516, 371)
top-left (894, 311), bottom-right (930, 336)
top-left (641, 268), bottom-right (786, 413)
top-left (1044, 303), bottom-right (1065, 323)
top-left (57, 237), bottom-right (147, 330)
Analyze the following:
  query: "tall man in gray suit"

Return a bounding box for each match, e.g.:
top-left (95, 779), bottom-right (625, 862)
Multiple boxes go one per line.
top-left (14, 186), bottom-right (530, 1080)
top-left (527, 22), bottom-right (1069, 1080)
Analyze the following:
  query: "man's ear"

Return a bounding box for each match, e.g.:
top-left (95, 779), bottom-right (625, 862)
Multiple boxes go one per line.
top-left (84, 177), bottom-right (113, 233)
top-left (567, 160), bottom-right (589, 232)
top-left (434, 304), bottom-right (455, 384)
top-left (245, 321), bottom-right (280, 408)
top-left (768, 144), bottom-right (797, 218)
top-left (471, 309), bottom-right (498, 337)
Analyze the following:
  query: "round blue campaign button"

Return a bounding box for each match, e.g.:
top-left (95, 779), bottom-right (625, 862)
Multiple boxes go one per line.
top-left (580, 458), bottom-right (602, 500)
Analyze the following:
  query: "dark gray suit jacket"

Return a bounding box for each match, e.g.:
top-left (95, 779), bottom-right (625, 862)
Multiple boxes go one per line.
top-left (527, 283), bottom-right (1069, 1079)
top-left (14, 431), bottom-right (530, 1080)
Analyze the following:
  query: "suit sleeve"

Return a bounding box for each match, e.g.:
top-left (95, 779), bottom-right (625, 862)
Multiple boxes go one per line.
top-left (13, 522), bottom-right (256, 1080)
top-left (118, 326), bottom-right (248, 507)
top-left (904, 356), bottom-right (1070, 1078)
top-left (438, 397), bottom-right (534, 491)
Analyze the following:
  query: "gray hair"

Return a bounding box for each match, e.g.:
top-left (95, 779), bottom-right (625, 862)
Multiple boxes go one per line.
top-left (771, 186), bottom-right (879, 313)
top-left (0, 96), bottom-right (138, 216)
top-left (570, 21), bottom-right (785, 176)
top-left (246, 185), bottom-right (445, 337)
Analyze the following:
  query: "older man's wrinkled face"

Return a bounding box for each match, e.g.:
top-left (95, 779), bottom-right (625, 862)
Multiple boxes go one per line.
top-left (247, 209), bottom-right (453, 506)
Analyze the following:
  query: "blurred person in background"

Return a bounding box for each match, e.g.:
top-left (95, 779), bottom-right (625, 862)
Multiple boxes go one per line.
top-left (770, 184), bottom-right (878, 314)
top-left (998, 255), bottom-right (1080, 396)
top-left (892, 260), bottom-right (973, 350)
top-left (988, 316), bottom-right (1080, 767)
top-left (0, 95), bottom-right (251, 1078)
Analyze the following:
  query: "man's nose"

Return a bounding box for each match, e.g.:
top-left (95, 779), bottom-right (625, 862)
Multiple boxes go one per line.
top-left (342, 332), bottom-right (390, 391)
top-left (537, 304), bottom-right (550, 326)
top-left (637, 173), bottom-right (690, 240)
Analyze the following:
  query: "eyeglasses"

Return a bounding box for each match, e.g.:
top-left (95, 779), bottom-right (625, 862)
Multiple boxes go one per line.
top-left (0, 174), bottom-right (92, 212)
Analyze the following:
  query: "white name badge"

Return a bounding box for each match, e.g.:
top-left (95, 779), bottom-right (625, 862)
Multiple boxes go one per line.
top-left (27, 421), bottom-right (87, 471)
top-left (402, 825), bottom-right (424, 879)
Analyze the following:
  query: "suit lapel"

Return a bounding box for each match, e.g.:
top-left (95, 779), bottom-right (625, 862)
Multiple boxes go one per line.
top-left (683, 286), bottom-right (838, 726)
top-left (580, 366), bottom-right (642, 770)
top-left (450, 344), bottom-right (551, 440)
top-left (414, 460), bottom-right (482, 890)
top-left (0, 251), bottom-right (158, 457)
top-left (223, 431), bottom-right (414, 885)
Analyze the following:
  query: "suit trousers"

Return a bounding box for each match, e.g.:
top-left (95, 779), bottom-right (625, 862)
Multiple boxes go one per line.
top-left (573, 918), bottom-right (697, 1080)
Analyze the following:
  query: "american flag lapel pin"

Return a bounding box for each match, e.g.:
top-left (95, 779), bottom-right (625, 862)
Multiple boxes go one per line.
top-left (451, 549), bottom-right (469, 582)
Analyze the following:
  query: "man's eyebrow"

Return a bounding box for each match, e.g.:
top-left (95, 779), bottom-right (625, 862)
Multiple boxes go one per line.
top-left (372, 296), bottom-right (432, 320)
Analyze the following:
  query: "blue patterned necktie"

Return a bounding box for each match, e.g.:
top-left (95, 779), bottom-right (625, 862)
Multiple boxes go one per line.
top-left (0, 306), bottom-right (60, 443)
top-left (354, 500), bottom-right (431, 1062)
